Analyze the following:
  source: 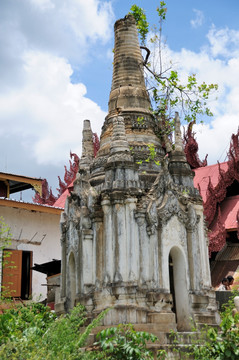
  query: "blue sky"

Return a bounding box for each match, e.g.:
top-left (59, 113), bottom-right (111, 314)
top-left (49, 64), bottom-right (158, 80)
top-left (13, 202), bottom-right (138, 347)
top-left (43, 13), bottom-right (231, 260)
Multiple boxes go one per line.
top-left (0, 0), bottom-right (239, 201)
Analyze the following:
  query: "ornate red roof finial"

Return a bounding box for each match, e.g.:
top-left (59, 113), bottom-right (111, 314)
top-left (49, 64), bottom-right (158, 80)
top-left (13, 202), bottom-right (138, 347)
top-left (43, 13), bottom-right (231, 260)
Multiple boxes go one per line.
top-left (33, 152), bottom-right (80, 205)
top-left (183, 121), bottom-right (208, 169)
top-left (32, 178), bottom-right (57, 205)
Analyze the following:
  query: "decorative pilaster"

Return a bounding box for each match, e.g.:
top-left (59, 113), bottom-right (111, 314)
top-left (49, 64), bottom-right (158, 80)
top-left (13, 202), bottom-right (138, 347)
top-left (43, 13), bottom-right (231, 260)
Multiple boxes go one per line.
top-left (60, 212), bottom-right (67, 298)
top-left (101, 199), bottom-right (114, 284)
top-left (125, 198), bottom-right (139, 283)
top-left (135, 211), bottom-right (149, 285)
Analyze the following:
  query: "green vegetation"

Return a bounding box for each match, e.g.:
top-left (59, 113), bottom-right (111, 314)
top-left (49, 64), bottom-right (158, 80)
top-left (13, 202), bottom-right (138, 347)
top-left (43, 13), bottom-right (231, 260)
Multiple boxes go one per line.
top-left (0, 216), bottom-right (12, 260)
top-left (95, 323), bottom-right (166, 359)
top-left (0, 303), bottom-right (104, 359)
top-left (0, 293), bottom-right (238, 359)
top-left (0, 217), bottom-right (13, 298)
top-left (129, 3), bottom-right (218, 138)
top-left (0, 303), bottom-right (166, 359)
top-left (186, 291), bottom-right (239, 359)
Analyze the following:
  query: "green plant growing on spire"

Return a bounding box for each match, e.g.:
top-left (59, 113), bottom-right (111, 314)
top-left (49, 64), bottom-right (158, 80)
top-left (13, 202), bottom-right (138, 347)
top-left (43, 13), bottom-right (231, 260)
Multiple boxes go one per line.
top-left (129, 3), bottom-right (218, 141)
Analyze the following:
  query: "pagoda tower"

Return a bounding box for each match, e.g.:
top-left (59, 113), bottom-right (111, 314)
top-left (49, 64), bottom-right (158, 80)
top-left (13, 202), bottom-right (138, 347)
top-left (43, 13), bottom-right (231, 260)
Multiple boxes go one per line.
top-left (55, 15), bottom-right (219, 333)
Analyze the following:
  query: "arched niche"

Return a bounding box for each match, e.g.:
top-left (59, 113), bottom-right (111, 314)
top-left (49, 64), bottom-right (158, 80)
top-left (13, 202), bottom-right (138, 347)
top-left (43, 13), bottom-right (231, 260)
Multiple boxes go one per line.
top-left (169, 246), bottom-right (191, 331)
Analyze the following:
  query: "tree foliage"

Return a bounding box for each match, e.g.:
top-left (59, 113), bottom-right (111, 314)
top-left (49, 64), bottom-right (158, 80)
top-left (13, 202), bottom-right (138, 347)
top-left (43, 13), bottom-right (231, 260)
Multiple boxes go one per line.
top-left (0, 295), bottom-right (238, 359)
top-left (129, 3), bottom-right (218, 137)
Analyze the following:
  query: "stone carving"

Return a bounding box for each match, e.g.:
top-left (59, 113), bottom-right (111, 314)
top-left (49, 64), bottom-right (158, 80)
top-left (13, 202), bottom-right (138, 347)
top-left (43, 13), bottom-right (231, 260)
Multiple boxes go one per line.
top-left (80, 206), bottom-right (92, 230)
top-left (113, 271), bottom-right (123, 283)
top-left (185, 204), bottom-right (199, 231)
top-left (157, 193), bottom-right (188, 226)
top-left (134, 211), bottom-right (146, 226)
top-left (146, 201), bottom-right (158, 235)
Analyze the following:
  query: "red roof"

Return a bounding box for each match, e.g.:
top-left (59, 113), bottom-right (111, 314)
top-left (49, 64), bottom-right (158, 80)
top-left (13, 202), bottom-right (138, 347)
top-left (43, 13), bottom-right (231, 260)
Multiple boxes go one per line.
top-left (211, 195), bottom-right (239, 231)
top-left (193, 162), bottom-right (228, 203)
top-left (54, 189), bottom-right (70, 208)
top-left (53, 181), bottom-right (74, 208)
top-left (193, 161), bottom-right (239, 233)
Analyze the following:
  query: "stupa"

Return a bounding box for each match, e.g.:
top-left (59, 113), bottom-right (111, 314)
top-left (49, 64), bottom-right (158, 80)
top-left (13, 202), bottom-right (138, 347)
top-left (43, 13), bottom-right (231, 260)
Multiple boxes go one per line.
top-left (55, 15), bottom-right (219, 333)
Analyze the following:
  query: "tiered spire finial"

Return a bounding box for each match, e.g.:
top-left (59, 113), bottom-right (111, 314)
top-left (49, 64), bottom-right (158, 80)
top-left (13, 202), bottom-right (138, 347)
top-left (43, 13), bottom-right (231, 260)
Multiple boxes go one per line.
top-left (79, 119), bottom-right (94, 170)
top-left (109, 116), bottom-right (130, 155)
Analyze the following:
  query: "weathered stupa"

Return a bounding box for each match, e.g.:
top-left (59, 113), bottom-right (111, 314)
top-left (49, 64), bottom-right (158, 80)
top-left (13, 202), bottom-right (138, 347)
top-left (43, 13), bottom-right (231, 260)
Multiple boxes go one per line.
top-left (55, 15), bottom-right (219, 333)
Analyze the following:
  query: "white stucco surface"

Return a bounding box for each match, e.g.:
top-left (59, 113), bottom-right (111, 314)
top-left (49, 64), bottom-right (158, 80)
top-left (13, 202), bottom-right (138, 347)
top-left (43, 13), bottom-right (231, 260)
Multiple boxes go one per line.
top-left (0, 205), bottom-right (61, 300)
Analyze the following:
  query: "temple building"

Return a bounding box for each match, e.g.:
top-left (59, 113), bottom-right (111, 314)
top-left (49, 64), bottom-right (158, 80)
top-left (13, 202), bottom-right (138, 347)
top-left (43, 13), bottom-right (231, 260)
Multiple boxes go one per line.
top-left (184, 125), bottom-right (239, 289)
top-left (55, 15), bottom-right (219, 333)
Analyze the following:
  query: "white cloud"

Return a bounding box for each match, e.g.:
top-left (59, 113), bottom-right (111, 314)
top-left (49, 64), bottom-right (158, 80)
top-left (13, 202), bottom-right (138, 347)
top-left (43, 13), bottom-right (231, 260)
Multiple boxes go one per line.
top-left (193, 114), bottom-right (239, 164)
top-left (60, 0), bottom-right (114, 42)
top-left (0, 0), bottom-right (113, 193)
top-left (0, 51), bottom-right (106, 166)
top-left (0, 0), bottom-right (114, 92)
top-left (29, 0), bottom-right (55, 11)
top-left (174, 49), bottom-right (239, 163)
top-left (190, 9), bottom-right (204, 29)
top-left (207, 25), bottom-right (239, 58)
top-left (147, 26), bottom-right (239, 165)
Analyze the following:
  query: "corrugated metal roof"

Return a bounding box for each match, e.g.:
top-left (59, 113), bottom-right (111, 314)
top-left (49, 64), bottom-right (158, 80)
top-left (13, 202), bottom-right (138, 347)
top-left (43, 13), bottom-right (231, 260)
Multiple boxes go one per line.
top-left (216, 245), bottom-right (239, 261)
top-left (211, 260), bottom-right (239, 287)
top-left (0, 171), bottom-right (42, 182)
top-left (0, 197), bottom-right (64, 212)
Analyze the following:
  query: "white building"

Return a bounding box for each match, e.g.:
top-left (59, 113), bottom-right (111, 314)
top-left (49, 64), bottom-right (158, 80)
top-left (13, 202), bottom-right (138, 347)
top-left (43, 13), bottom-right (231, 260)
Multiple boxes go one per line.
top-left (0, 172), bottom-right (62, 301)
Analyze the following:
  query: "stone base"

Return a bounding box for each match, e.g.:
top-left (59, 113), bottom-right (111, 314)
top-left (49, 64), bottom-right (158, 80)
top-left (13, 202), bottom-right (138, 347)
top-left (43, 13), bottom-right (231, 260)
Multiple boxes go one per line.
top-left (84, 305), bottom-right (177, 336)
top-left (90, 322), bottom-right (177, 340)
top-left (86, 329), bottom-right (206, 359)
top-left (54, 299), bottom-right (66, 315)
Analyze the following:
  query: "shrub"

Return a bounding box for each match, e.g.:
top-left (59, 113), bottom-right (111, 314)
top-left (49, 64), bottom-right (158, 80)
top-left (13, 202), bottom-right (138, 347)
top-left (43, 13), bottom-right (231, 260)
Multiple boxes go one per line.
top-left (188, 291), bottom-right (239, 359)
top-left (94, 323), bottom-right (166, 359)
top-left (0, 303), bottom-right (108, 360)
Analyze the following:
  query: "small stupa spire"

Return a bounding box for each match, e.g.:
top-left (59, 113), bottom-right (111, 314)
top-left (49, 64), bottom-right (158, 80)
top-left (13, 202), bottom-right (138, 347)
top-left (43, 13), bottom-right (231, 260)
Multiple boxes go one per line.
top-left (168, 112), bottom-right (194, 187)
top-left (174, 112), bottom-right (185, 153)
top-left (79, 119), bottom-right (94, 170)
top-left (109, 116), bottom-right (130, 155)
top-left (104, 115), bottom-right (140, 191)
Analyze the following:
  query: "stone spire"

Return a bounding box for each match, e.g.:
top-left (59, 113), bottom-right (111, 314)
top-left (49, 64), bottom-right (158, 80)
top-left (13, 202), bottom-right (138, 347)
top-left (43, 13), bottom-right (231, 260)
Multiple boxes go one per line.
top-left (174, 112), bottom-right (186, 155)
top-left (90, 15), bottom-right (164, 188)
top-left (108, 14), bottom-right (151, 115)
top-left (104, 116), bottom-right (140, 192)
top-left (109, 116), bottom-right (131, 155)
top-left (79, 119), bottom-right (94, 170)
top-left (168, 112), bottom-right (194, 187)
